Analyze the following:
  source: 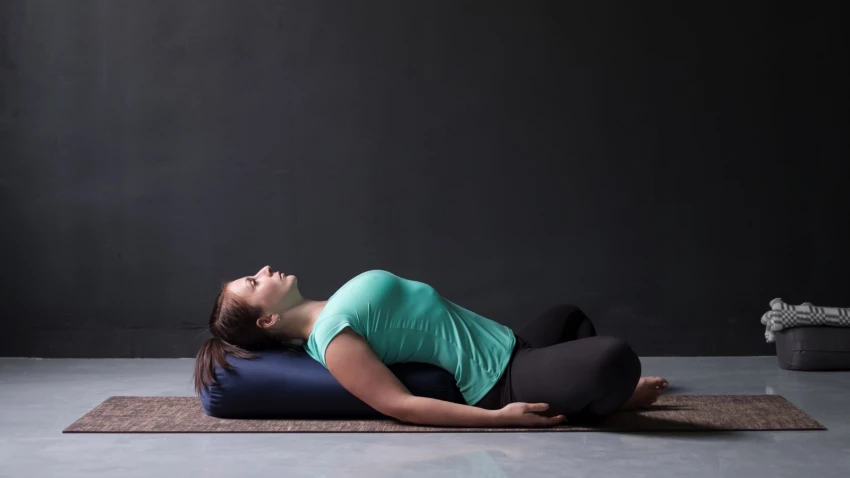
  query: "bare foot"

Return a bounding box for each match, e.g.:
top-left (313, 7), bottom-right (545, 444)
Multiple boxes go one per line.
top-left (620, 376), bottom-right (669, 410)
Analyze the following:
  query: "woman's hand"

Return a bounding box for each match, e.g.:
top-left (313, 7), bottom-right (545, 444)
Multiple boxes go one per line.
top-left (496, 402), bottom-right (566, 427)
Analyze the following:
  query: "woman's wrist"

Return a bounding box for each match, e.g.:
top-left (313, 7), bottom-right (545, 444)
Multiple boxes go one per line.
top-left (487, 407), bottom-right (507, 427)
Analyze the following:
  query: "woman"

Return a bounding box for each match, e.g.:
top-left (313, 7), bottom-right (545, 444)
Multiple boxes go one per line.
top-left (194, 266), bottom-right (668, 427)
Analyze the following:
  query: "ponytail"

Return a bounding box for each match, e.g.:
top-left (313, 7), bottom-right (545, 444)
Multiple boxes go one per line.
top-left (192, 336), bottom-right (260, 397)
top-left (194, 281), bottom-right (305, 397)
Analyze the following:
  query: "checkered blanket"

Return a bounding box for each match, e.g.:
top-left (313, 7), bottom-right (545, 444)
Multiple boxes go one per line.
top-left (761, 298), bottom-right (850, 343)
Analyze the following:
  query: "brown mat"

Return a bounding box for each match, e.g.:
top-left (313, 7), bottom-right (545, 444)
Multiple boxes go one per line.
top-left (63, 395), bottom-right (826, 433)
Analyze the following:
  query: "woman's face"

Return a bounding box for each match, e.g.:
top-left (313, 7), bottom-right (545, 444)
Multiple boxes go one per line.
top-left (226, 265), bottom-right (299, 314)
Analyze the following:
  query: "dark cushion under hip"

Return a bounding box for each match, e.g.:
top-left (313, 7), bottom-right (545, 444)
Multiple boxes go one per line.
top-left (775, 326), bottom-right (850, 371)
top-left (200, 348), bottom-right (464, 418)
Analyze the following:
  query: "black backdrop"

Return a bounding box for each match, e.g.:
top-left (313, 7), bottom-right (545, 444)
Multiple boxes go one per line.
top-left (1, 1), bottom-right (847, 358)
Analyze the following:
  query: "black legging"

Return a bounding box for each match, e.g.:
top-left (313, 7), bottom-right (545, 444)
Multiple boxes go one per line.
top-left (474, 304), bottom-right (641, 424)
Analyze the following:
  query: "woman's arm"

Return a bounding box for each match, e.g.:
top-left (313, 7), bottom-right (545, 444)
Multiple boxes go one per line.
top-left (398, 395), bottom-right (503, 427)
top-left (325, 328), bottom-right (502, 427)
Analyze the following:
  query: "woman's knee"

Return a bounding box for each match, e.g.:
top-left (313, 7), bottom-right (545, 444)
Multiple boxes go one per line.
top-left (595, 336), bottom-right (641, 384)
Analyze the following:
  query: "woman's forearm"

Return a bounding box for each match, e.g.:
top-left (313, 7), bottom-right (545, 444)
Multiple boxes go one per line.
top-left (398, 395), bottom-right (502, 427)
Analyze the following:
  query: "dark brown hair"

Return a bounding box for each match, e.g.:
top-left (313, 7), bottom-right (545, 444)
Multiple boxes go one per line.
top-left (193, 281), bottom-right (302, 397)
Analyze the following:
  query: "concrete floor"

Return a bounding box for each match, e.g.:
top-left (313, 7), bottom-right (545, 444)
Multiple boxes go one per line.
top-left (1, 356), bottom-right (848, 478)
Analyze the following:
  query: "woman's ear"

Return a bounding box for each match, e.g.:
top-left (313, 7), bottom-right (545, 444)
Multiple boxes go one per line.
top-left (256, 314), bottom-right (279, 329)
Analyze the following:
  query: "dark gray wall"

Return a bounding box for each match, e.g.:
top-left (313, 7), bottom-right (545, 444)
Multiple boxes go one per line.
top-left (1, 1), bottom-right (847, 358)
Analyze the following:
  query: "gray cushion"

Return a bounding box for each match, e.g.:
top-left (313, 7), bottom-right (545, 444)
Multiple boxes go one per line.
top-left (775, 326), bottom-right (850, 371)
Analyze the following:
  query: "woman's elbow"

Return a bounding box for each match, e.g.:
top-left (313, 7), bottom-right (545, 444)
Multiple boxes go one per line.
top-left (384, 395), bottom-right (417, 423)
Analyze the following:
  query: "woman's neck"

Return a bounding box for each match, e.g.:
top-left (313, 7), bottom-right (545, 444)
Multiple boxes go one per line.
top-left (278, 299), bottom-right (328, 341)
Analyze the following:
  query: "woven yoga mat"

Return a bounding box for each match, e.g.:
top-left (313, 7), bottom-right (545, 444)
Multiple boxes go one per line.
top-left (63, 395), bottom-right (825, 433)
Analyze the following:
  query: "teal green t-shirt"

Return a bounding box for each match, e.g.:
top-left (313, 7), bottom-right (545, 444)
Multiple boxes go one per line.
top-left (303, 270), bottom-right (517, 405)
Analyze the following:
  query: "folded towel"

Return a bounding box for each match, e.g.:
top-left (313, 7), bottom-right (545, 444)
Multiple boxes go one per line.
top-left (761, 298), bottom-right (850, 343)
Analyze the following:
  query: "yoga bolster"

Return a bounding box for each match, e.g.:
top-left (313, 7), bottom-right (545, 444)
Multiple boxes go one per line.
top-left (200, 348), bottom-right (465, 418)
top-left (775, 326), bottom-right (850, 371)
